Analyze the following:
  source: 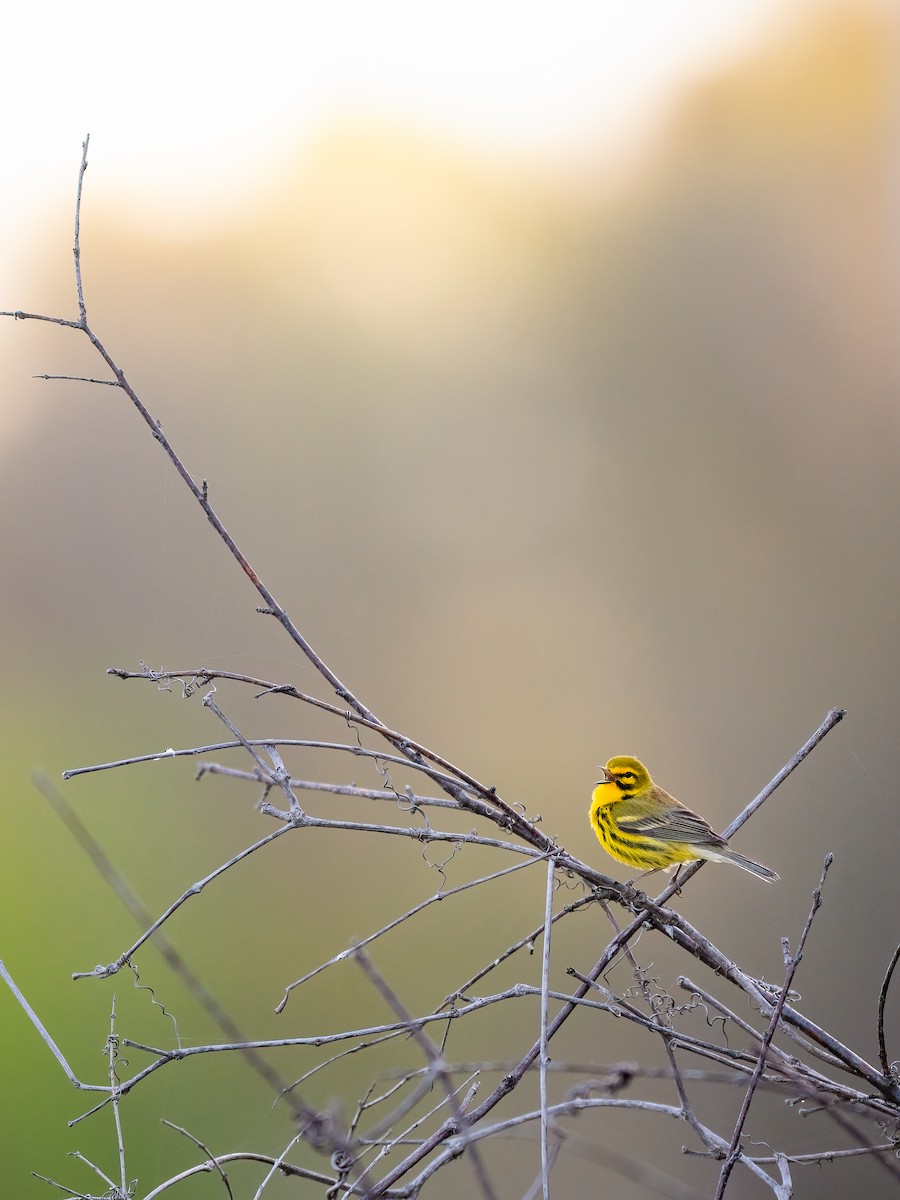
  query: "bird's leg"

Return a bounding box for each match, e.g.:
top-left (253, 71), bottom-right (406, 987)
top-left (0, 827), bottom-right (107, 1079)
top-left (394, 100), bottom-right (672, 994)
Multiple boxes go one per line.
top-left (627, 867), bottom-right (664, 886)
top-left (628, 864), bottom-right (682, 896)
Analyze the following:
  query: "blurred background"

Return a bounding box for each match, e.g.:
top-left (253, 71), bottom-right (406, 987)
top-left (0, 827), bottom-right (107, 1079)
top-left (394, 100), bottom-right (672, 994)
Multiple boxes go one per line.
top-left (2, 1), bottom-right (899, 1196)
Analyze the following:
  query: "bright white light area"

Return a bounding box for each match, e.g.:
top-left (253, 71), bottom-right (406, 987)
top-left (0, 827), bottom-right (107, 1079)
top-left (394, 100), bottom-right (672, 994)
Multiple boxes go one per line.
top-left (2, 0), bottom-right (797, 257)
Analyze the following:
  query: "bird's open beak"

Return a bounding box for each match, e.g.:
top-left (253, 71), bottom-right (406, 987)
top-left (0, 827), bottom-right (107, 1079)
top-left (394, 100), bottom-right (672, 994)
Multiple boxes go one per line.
top-left (594, 767), bottom-right (612, 786)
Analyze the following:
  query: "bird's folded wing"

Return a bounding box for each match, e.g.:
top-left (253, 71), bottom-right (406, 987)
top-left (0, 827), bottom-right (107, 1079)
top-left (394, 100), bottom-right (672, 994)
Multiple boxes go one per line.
top-left (616, 802), bottom-right (724, 846)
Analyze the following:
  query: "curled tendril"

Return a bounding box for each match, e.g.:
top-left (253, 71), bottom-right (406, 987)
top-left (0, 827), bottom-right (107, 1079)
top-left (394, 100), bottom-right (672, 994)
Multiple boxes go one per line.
top-left (128, 960), bottom-right (181, 1049)
top-left (422, 838), bottom-right (464, 890)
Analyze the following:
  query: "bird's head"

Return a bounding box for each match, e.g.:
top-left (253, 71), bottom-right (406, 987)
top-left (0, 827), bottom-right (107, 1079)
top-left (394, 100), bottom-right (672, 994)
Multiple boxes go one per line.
top-left (596, 755), bottom-right (653, 797)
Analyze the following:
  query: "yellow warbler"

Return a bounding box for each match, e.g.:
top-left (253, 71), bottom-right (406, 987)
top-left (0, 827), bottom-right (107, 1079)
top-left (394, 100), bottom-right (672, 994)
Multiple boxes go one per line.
top-left (590, 755), bottom-right (778, 882)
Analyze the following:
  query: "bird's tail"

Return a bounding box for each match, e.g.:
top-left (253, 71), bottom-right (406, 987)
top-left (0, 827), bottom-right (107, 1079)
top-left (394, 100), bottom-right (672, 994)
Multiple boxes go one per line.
top-left (716, 847), bottom-right (779, 883)
top-left (705, 844), bottom-right (782, 883)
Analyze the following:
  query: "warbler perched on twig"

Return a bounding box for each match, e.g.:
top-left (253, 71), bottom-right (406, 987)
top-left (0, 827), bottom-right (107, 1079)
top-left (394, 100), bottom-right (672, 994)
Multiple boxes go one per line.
top-left (590, 755), bottom-right (778, 883)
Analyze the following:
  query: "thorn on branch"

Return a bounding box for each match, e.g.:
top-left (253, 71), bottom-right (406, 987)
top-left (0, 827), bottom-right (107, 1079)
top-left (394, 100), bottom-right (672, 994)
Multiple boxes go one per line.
top-left (254, 683), bottom-right (299, 699)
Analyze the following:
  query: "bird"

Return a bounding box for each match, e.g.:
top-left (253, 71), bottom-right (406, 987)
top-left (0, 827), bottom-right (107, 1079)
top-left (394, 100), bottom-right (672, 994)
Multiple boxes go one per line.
top-left (590, 755), bottom-right (778, 883)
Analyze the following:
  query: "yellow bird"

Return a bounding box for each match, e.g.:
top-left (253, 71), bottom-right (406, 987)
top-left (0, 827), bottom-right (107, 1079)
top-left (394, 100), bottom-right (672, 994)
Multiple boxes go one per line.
top-left (590, 755), bottom-right (778, 883)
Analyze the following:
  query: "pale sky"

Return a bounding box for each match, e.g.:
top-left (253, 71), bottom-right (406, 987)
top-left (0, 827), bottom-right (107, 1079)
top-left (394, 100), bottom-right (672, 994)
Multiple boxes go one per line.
top-left (0, 1), bottom-right (819, 278)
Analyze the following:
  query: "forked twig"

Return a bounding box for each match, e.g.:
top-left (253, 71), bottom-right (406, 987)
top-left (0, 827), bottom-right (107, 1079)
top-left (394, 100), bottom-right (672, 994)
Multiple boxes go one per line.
top-left (714, 855), bottom-right (834, 1198)
top-left (351, 948), bottom-right (498, 1200)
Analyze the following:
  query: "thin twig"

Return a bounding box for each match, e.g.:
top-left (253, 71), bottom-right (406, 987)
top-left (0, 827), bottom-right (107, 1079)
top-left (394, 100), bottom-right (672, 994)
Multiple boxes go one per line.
top-left (106, 669), bottom-right (544, 839)
top-left (34, 372), bottom-right (119, 385)
top-left (9, 143), bottom-right (387, 747)
top-left (73, 136), bottom-right (89, 320)
top-left (742, 1142), bottom-right (900, 1166)
top-left (118, 986), bottom-right (577, 1089)
top-left (443, 895), bottom-right (595, 1008)
top-left (252, 1132), bottom-right (303, 1200)
top-left (161, 1121), bottom-right (234, 1200)
top-left (877, 942), bottom-right (900, 1082)
top-left (72, 826), bottom-right (293, 980)
top-left (366, 911), bottom-right (666, 1197)
top-left (539, 857), bottom-right (557, 1200)
top-left (675, 976), bottom-right (875, 1107)
top-left (62, 734), bottom-right (467, 800)
top-left (106, 999), bottom-right (128, 1196)
top-left (714, 855), bottom-right (834, 1199)
top-left (67, 1151), bottom-right (120, 1196)
top-left (352, 949), bottom-right (498, 1200)
top-left (201, 766), bottom-right (457, 809)
top-left (138, 1152), bottom-right (354, 1199)
top-left (28, 1173), bottom-right (86, 1198)
top-left (407, 1096), bottom-right (751, 1198)
top-left (0, 961), bottom-right (88, 1090)
top-left (647, 707), bottom-right (846, 903)
top-left (34, 771), bottom-right (300, 1107)
top-left (661, 1037), bottom-right (716, 1153)
top-left (277, 853), bottom-right (551, 1013)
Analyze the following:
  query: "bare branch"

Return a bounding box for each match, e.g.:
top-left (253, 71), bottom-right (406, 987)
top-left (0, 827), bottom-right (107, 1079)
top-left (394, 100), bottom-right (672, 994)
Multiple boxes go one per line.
top-left (0, 961), bottom-right (89, 1091)
top-left (351, 948), bottom-right (498, 1200)
top-left (714, 855), bottom-right (833, 1198)
top-left (72, 826), bottom-right (293, 980)
top-left (538, 857), bottom-right (557, 1200)
top-left (877, 941), bottom-right (900, 1083)
top-left (161, 1121), bottom-right (234, 1200)
top-left (277, 852), bottom-right (551, 1013)
top-left (645, 707), bottom-right (846, 902)
top-left (33, 771), bottom-right (303, 1107)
